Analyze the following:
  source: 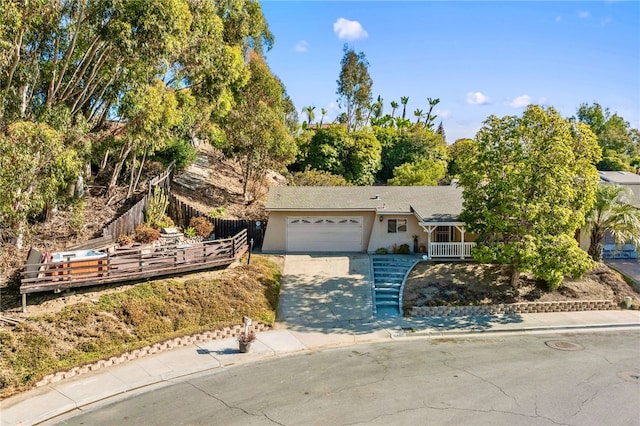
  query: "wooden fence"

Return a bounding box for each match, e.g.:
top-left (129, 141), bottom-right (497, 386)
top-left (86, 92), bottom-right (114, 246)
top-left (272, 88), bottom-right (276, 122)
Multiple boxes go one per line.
top-left (102, 164), bottom-right (174, 241)
top-left (20, 229), bottom-right (248, 312)
top-left (168, 195), bottom-right (266, 248)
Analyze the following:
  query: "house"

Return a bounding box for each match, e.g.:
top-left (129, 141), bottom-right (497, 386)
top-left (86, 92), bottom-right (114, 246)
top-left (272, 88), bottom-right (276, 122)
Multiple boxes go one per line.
top-left (262, 185), bottom-right (476, 258)
top-left (595, 171), bottom-right (640, 259)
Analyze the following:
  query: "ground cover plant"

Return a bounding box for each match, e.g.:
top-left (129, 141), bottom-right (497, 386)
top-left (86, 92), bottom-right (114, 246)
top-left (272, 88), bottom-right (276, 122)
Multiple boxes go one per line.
top-left (0, 255), bottom-right (281, 399)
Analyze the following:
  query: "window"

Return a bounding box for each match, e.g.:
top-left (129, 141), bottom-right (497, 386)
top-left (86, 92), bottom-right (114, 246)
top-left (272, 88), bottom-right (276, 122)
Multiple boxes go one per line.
top-left (388, 219), bottom-right (407, 233)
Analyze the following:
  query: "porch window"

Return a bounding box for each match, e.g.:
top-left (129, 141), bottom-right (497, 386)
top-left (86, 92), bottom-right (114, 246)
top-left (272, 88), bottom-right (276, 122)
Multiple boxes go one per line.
top-left (435, 226), bottom-right (453, 242)
top-left (388, 219), bottom-right (407, 233)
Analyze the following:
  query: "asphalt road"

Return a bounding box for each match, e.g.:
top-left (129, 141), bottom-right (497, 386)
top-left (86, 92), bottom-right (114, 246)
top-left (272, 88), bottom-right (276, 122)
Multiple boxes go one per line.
top-left (52, 330), bottom-right (640, 426)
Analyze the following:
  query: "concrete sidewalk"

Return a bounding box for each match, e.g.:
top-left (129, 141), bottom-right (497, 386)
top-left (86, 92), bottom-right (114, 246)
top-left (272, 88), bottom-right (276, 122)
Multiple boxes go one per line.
top-left (3, 309), bottom-right (640, 426)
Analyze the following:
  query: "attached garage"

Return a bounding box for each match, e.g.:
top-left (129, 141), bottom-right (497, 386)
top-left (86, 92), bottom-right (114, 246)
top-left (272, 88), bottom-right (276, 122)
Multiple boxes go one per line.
top-left (286, 217), bottom-right (363, 252)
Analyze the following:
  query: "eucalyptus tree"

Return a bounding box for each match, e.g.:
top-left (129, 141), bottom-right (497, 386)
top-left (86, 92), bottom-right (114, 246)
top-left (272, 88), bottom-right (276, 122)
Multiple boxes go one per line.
top-left (222, 51), bottom-right (295, 200)
top-left (584, 184), bottom-right (640, 261)
top-left (459, 105), bottom-right (602, 289)
top-left (336, 44), bottom-right (372, 132)
top-left (319, 107), bottom-right (327, 127)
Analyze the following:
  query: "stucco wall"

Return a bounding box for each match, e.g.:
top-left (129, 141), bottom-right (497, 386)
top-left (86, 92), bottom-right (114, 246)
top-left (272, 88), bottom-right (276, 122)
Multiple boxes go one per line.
top-left (368, 214), bottom-right (423, 253)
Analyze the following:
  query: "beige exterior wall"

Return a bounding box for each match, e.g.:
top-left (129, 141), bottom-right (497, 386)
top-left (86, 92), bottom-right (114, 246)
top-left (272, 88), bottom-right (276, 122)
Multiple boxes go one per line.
top-left (262, 210), bottom-right (377, 253)
top-left (368, 214), bottom-right (424, 253)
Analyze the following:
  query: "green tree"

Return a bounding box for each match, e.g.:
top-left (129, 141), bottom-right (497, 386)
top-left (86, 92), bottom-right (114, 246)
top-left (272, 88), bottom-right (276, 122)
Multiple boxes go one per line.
top-left (446, 138), bottom-right (477, 179)
top-left (584, 184), bottom-right (640, 261)
top-left (303, 105), bottom-right (316, 126)
top-left (307, 126), bottom-right (381, 185)
top-left (319, 108), bottom-right (327, 127)
top-left (336, 44), bottom-right (373, 132)
top-left (376, 126), bottom-right (448, 182)
top-left (400, 96), bottom-right (409, 120)
top-left (287, 168), bottom-right (351, 186)
top-left (459, 105), bottom-right (601, 289)
top-left (0, 122), bottom-right (81, 247)
top-left (577, 102), bottom-right (635, 170)
top-left (223, 51), bottom-right (295, 199)
top-left (388, 158), bottom-right (446, 186)
top-left (390, 101), bottom-right (399, 118)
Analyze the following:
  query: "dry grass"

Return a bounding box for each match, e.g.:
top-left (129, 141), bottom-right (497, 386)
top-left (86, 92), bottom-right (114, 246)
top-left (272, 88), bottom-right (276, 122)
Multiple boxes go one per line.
top-left (403, 261), bottom-right (640, 315)
top-left (0, 255), bottom-right (281, 399)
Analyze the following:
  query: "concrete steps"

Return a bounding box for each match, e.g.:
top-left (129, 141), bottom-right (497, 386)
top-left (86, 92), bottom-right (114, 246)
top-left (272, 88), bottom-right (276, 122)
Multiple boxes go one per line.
top-left (371, 255), bottom-right (420, 317)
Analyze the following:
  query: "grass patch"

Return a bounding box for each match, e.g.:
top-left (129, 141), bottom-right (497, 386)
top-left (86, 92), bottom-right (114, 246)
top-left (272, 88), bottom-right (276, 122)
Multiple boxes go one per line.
top-left (0, 255), bottom-right (281, 399)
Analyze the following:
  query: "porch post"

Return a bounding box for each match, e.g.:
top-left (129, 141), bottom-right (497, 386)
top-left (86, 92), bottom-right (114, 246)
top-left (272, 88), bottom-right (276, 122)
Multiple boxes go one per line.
top-left (425, 226), bottom-right (434, 259)
top-left (456, 225), bottom-right (465, 259)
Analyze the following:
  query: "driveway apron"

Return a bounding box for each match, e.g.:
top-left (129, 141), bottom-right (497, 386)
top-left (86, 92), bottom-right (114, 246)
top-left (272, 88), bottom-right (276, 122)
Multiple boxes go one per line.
top-left (278, 254), bottom-right (373, 329)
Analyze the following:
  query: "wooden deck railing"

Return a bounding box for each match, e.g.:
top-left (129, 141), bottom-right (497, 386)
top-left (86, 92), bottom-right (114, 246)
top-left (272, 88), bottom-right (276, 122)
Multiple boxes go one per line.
top-left (429, 242), bottom-right (475, 259)
top-left (19, 229), bottom-right (249, 312)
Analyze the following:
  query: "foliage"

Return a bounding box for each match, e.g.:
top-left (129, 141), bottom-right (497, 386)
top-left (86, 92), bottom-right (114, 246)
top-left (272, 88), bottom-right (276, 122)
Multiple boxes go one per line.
top-left (388, 158), bottom-right (446, 186)
top-left (145, 187), bottom-right (169, 229)
top-left (0, 255), bottom-right (282, 398)
top-left (459, 105), bottom-right (601, 289)
top-left (189, 216), bottom-right (214, 238)
top-left (69, 199), bottom-right (86, 237)
top-left (447, 138), bottom-right (478, 179)
top-left (0, 121), bottom-right (81, 241)
top-left (376, 126), bottom-right (448, 182)
top-left (208, 207), bottom-right (226, 219)
top-left (238, 330), bottom-right (257, 343)
top-left (306, 126), bottom-right (380, 185)
top-left (222, 51), bottom-right (296, 200)
top-left (117, 234), bottom-right (135, 246)
top-left (183, 227), bottom-right (197, 239)
top-left (134, 225), bottom-right (160, 244)
top-left (584, 184), bottom-right (640, 261)
top-left (151, 138), bottom-right (197, 171)
top-left (393, 244), bottom-right (411, 254)
top-left (287, 169), bottom-right (351, 186)
top-left (577, 102), bottom-right (638, 171)
top-left (336, 44), bottom-right (373, 132)
top-left (375, 247), bottom-right (389, 254)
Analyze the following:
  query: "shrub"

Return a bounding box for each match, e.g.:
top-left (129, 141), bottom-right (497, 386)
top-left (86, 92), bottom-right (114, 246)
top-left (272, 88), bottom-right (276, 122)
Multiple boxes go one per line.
top-left (134, 225), bottom-right (160, 243)
top-left (375, 247), bottom-right (388, 254)
top-left (183, 227), bottom-right (197, 238)
top-left (189, 216), bottom-right (213, 238)
top-left (117, 234), bottom-right (135, 246)
top-left (208, 207), bottom-right (226, 219)
top-left (397, 243), bottom-right (411, 254)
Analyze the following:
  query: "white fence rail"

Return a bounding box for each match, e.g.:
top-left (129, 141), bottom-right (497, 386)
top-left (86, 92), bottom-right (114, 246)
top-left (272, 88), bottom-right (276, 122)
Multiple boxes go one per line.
top-left (429, 242), bottom-right (475, 258)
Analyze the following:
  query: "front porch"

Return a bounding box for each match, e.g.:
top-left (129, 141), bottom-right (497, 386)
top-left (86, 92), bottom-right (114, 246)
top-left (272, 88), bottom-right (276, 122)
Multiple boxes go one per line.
top-left (419, 222), bottom-right (476, 259)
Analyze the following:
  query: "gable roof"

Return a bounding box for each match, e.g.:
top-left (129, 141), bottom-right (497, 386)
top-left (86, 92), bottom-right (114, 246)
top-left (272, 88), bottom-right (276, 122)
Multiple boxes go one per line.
top-left (265, 186), bottom-right (464, 222)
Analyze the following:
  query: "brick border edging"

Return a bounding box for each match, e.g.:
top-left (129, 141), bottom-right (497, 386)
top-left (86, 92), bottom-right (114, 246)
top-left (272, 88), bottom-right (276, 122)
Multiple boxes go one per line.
top-left (34, 322), bottom-right (271, 388)
top-left (411, 300), bottom-right (618, 317)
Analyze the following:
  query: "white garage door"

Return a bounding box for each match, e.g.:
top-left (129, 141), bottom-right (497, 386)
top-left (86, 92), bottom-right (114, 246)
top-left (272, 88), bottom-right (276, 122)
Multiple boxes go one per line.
top-left (287, 217), bottom-right (363, 252)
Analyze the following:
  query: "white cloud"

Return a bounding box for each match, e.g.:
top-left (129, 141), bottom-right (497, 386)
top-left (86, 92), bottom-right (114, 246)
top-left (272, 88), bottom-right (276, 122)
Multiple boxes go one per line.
top-left (435, 109), bottom-right (451, 119)
top-left (555, 16), bottom-right (562, 22)
top-left (601, 17), bottom-right (612, 26)
top-left (333, 18), bottom-right (368, 40)
top-left (507, 95), bottom-right (532, 108)
top-left (538, 97), bottom-right (548, 105)
top-left (294, 40), bottom-right (308, 53)
top-left (578, 11), bottom-right (590, 18)
top-left (465, 92), bottom-right (490, 105)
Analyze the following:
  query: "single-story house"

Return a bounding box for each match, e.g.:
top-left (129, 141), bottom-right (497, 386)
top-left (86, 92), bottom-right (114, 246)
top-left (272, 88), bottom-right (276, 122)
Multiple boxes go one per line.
top-left (262, 185), bottom-right (476, 258)
top-left (593, 171), bottom-right (640, 259)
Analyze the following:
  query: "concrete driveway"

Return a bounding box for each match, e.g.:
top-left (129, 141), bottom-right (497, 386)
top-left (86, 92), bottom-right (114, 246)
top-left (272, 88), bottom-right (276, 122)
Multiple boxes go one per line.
top-left (606, 259), bottom-right (640, 287)
top-left (277, 254), bottom-right (374, 331)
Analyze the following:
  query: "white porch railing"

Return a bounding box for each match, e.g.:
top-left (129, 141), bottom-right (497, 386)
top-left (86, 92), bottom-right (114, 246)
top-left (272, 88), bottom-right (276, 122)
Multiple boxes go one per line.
top-left (429, 242), bottom-right (476, 258)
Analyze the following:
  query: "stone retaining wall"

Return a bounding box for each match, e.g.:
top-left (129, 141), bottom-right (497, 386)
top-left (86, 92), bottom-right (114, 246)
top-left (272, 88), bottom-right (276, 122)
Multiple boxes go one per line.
top-left (411, 300), bottom-right (618, 317)
top-left (35, 322), bottom-right (271, 388)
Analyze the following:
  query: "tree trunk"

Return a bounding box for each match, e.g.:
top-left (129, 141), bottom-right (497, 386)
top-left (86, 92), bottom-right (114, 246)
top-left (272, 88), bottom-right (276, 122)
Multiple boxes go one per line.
top-left (588, 229), bottom-right (604, 261)
top-left (510, 266), bottom-right (520, 288)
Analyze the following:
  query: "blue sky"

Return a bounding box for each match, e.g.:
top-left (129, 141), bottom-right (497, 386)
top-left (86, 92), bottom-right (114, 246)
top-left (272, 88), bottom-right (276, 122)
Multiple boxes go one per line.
top-left (260, 1), bottom-right (640, 143)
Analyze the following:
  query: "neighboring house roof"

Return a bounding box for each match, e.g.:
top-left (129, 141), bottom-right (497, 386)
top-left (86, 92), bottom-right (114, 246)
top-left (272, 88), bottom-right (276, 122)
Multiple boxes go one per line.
top-left (265, 186), bottom-right (464, 222)
top-left (599, 171), bottom-right (640, 185)
top-left (598, 171), bottom-right (640, 208)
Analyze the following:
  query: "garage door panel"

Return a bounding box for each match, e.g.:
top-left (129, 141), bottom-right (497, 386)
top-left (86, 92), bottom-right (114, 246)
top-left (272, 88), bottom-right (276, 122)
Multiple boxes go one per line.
top-left (287, 217), bottom-right (363, 252)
